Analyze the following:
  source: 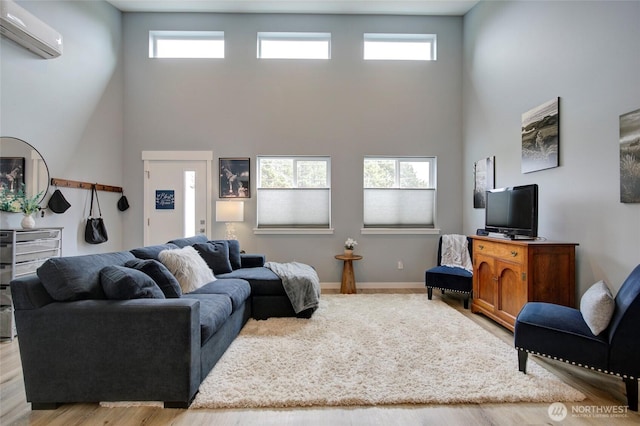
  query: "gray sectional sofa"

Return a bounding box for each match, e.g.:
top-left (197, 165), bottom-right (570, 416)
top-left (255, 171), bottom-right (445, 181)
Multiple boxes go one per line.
top-left (10, 234), bottom-right (314, 409)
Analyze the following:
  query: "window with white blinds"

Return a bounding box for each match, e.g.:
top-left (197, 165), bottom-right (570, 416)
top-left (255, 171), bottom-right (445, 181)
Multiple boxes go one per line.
top-left (363, 157), bottom-right (436, 228)
top-left (257, 156), bottom-right (331, 229)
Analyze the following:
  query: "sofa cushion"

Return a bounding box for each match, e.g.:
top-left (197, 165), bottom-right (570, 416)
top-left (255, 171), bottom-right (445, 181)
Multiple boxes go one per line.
top-left (580, 280), bottom-right (615, 336)
top-left (159, 246), bottom-right (216, 293)
top-left (240, 253), bottom-right (266, 268)
top-left (125, 259), bottom-right (182, 298)
top-left (100, 265), bottom-right (166, 300)
top-left (168, 234), bottom-right (208, 248)
top-left (130, 243), bottom-right (179, 261)
top-left (216, 267), bottom-right (283, 295)
top-left (193, 241), bottom-right (233, 275)
top-left (210, 239), bottom-right (241, 270)
top-left (190, 279), bottom-right (251, 312)
top-left (181, 294), bottom-right (233, 344)
top-left (37, 251), bottom-right (135, 301)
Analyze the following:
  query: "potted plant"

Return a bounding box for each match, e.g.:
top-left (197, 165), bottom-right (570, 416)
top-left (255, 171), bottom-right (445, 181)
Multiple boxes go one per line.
top-left (344, 238), bottom-right (357, 256)
top-left (18, 188), bottom-right (44, 229)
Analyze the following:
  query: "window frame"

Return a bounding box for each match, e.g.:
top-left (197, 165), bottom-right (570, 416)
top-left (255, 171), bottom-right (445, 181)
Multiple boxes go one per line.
top-left (257, 32), bottom-right (332, 60)
top-left (363, 33), bottom-right (437, 61)
top-left (149, 31), bottom-right (225, 59)
top-left (362, 156), bottom-right (439, 235)
top-left (255, 155), bottom-right (333, 235)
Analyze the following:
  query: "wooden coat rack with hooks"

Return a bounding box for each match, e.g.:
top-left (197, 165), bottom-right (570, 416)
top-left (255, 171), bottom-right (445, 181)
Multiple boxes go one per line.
top-left (50, 178), bottom-right (123, 193)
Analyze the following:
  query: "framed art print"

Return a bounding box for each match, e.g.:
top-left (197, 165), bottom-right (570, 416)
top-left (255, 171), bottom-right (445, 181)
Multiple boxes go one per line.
top-left (155, 190), bottom-right (175, 209)
top-left (522, 97), bottom-right (559, 173)
top-left (219, 158), bottom-right (250, 198)
top-left (0, 157), bottom-right (25, 194)
top-left (620, 107), bottom-right (640, 203)
top-left (474, 156), bottom-right (495, 209)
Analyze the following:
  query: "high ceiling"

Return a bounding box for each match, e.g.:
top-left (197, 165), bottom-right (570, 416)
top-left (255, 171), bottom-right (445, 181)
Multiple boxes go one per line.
top-left (105, 1), bottom-right (480, 16)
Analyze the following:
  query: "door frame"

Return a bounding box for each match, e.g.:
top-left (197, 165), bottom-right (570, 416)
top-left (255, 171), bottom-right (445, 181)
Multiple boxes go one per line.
top-left (141, 151), bottom-right (213, 246)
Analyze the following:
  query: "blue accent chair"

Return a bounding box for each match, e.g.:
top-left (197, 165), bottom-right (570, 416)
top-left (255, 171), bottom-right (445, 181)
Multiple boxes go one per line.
top-left (425, 236), bottom-right (473, 309)
top-left (514, 264), bottom-right (640, 411)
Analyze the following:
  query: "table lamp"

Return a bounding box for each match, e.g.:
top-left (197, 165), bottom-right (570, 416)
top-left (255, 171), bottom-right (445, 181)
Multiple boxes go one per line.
top-left (215, 201), bottom-right (244, 240)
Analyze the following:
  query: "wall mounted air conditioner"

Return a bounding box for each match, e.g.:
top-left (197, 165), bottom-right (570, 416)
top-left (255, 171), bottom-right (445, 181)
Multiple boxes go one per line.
top-left (0, 0), bottom-right (62, 59)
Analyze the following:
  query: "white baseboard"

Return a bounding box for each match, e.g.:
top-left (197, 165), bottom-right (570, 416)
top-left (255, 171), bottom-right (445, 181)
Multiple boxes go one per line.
top-left (320, 282), bottom-right (425, 290)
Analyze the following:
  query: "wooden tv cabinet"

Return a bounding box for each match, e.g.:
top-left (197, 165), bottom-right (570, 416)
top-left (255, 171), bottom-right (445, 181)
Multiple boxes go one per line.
top-left (470, 236), bottom-right (577, 332)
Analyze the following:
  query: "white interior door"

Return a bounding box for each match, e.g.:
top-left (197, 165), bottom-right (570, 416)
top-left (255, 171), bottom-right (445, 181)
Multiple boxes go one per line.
top-left (142, 151), bottom-right (213, 246)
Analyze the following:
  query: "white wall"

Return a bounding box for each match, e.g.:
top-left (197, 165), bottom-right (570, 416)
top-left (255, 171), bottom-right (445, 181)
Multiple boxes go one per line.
top-left (5, 1), bottom-right (636, 292)
top-left (0, 0), bottom-right (124, 256)
top-left (462, 0), bottom-right (640, 293)
top-left (122, 13), bottom-right (464, 284)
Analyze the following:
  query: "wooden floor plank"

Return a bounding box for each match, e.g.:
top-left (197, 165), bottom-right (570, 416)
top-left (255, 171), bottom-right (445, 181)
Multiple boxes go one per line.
top-left (2, 290), bottom-right (638, 425)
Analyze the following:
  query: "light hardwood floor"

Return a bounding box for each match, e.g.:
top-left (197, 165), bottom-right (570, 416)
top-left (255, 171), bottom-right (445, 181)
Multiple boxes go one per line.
top-left (1, 289), bottom-right (638, 425)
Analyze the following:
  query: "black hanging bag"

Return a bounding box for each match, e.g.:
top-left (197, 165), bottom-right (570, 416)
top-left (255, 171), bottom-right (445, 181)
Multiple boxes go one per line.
top-left (48, 188), bottom-right (71, 214)
top-left (84, 185), bottom-right (108, 244)
top-left (117, 191), bottom-right (129, 211)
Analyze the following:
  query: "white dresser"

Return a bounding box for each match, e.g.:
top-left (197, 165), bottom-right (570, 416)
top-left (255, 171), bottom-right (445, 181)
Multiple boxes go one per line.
top-left (0, 228), bottom-right (62, 339)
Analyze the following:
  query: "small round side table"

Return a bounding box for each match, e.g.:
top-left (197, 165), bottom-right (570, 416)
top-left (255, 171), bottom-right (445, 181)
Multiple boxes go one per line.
top-left (334, 254), bottom-right (363, 294)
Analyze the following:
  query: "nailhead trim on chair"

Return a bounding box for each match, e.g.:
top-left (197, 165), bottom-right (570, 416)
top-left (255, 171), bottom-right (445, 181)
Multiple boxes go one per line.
top-left (426, 286), bottom-right (472, 295)
top-left (516, 347), bottom-right (638, 381)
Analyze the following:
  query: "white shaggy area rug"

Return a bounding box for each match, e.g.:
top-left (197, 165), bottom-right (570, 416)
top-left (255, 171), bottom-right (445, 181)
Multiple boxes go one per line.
top-left (191, 294), bottom-right (585, 409)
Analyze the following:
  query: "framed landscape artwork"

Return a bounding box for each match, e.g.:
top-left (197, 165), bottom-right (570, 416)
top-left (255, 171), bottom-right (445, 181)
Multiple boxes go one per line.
top-left (474, 156), bottom-right (495, 208)
top-left (620, 107), bottom-right (640, 203)
top-left (219, 158), bottom-right (250, 198)
top-left (522, 97), bottom-right (560, 174)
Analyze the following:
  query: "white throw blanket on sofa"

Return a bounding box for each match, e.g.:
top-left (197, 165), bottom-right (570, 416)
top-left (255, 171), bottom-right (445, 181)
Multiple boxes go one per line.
top-left (440, 234), bottom-right (473, 273)
top-left (264, 261), bottom-right (321, 314)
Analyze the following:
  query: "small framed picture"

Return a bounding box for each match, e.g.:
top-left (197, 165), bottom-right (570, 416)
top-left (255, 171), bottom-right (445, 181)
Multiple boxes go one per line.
top-left (0, 157), bottom-right (25, 194)
top-left (219, 158), bottom-right (250, 198)
top-left (155, 190), bottom-right (175, 210)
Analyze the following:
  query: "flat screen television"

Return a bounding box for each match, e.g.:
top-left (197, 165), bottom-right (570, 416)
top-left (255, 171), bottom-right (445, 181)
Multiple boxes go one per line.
top-left (485, 184), bottom-right (538, 239)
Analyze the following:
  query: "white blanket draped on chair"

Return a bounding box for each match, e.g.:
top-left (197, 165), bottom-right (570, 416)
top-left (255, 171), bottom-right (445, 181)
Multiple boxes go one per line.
top-left (440, 234), bottom-right (473, 272)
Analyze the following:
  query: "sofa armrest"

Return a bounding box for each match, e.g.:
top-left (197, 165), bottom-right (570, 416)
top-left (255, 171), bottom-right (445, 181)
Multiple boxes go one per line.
top-left (241, 254), bottom-right (265, 268)
top-left (11, 275), bottom-right (54, 310)
top-left (15, 298), bottom-right (201, 405)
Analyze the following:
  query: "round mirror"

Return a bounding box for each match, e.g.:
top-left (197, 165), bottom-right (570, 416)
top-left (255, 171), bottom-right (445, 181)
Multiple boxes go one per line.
top-left (0, 137), bottom-right (50, 213)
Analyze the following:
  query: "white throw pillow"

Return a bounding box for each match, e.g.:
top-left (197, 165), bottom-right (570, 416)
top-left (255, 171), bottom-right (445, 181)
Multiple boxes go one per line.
top-left (580, 280), bottom-right (615, 336)
top-left (158, 246), bottom-right (215, 293)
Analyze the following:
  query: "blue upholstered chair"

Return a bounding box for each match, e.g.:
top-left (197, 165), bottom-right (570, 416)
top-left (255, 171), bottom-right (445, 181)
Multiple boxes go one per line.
top-left (425, 236), bottom-right (473, 309)
top-left (514, 264), bottom-right (640, 411)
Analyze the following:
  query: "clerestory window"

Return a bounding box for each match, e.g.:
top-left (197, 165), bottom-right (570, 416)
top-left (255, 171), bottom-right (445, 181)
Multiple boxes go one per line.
top-left (363, 33), bottom-right (436, 61)
top-left (257, 32), bottom-right (331, 59)
top-left (149, 31), bottom-right (224, 58)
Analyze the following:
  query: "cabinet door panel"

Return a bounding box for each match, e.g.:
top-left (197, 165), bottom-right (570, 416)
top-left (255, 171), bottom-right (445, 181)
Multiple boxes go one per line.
top-left (474, 254), bottom-right (496, 310)
top-left (497, 261), bottom-right (527, 322)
